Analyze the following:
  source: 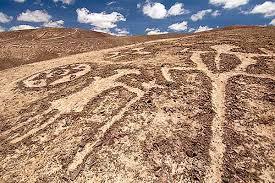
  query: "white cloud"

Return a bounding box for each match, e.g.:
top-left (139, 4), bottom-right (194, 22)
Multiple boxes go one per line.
top-left (53, 0), bottom-right (75, 4)
top-left (250, 1), bottom-right (275, 17)
top-left (114, 28), bottom-right (129, 36)
top-left (107, 1), bottom-right (116, 6)
top-left (17, 10), bottom-right (52, 23)
top-left (195, 26), bottom-right (213, 33)
top-left (17, 9), bottom-right (65, 28)
top-left (145, 28), bottom-right (154, 32)
top-left (212, 10), bottom-right (221, 17)
top-left (168, 21), bottom-right (188, 31)
top-left (43, 20), bottom-right (64, 28)
top-left (270, 19), bottom-right (275, 26)
top-left (14, 0), bottom-right (26, 3)
top-left (209, 0), bottom-right (249, 9)
top-left (188, 28), bottom-right (195, 32)
top-left (76, 8), bottom-right (125, 32)
top-left (92, 27), bottom-right (129, 36)
top-left (167, 3), bottom-right (188, 16)
top-left (0, 12), bottom-right (13, 23)
top-left (10, 24), bottom-right (39, 31)
top-left (142, 2), bottom-right (188, 19)
top-left (191, 9), bottom-right (212, 21)
top-left (145, 28), bottom-right (168, 35)
top-left (92, 27), bottom-right (111, 34)
top-left (0, 26), bottom-right (5, 32)
top-left (142, 2), bottom-right (167, 19)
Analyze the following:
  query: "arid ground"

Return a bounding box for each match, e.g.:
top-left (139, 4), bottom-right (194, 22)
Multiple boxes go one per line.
top-left (0, 26), bottom-right (274, 183)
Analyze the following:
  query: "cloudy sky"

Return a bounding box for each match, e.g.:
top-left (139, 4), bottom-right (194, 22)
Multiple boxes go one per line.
top-left (0, 0), bottom-right (274, 35)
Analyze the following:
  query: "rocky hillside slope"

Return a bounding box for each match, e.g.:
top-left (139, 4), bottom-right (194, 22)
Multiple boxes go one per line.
top-left (0, 28), bottom-right (182, 70)
top-left (0, 26), bottom-right (274, 183)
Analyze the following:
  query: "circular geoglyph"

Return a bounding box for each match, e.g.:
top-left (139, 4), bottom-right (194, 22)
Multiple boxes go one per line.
top-left (22, 63), bottom-right (91, 88)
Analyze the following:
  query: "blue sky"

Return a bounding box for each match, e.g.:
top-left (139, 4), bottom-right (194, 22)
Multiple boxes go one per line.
top-left (0, 0), bottom-right (274, 35)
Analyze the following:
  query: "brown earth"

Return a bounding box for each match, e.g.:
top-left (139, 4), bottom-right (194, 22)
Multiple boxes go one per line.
top-left (0, 26), bottom-right (274, 183)
top-left (0, 28), bottom-right (182, 71)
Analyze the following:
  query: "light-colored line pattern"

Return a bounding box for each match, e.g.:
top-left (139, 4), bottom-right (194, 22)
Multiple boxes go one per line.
top-left (10, 113), bottom-right (60, 144)
top-left (161, 66), bottom-right (174, 82)
top-left (211, 45), bottom-right (236, 71)
top-left (204, 76), bottom-right (227, 183)
top-left (160, 45), bottom-right (275, 183)
top-left (169, 50), bottom-right (226, 183)
top-left (2, 38), bottom-right (274, 182)
top-left (41, 29), bottom-right (78, 41)
top-left (22, 63), bottom-right (91, 88)
top-left (160, 51), bottom-right (226, 183)
top-left (161, 66), bottom-right (197, 82)
top-left (9, 69), bottom-right (141, 144)
top-left (1, 115), bottom-right (40, 137)
top-left (67, 91), bottom-right (143, 174)
top-left (67, 80), bottom-right (162, 178)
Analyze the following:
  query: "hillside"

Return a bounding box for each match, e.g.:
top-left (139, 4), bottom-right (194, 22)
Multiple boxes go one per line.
top-left (0, 26), bottom-right (274, 183)
top-left (0, 28), bottom-right (182, 70)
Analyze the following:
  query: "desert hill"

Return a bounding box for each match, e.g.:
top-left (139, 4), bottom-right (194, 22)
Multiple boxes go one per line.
top-left (0, 28), bottom-right (182, 70)
top-left (0, 26), bottom-right (274, 183)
